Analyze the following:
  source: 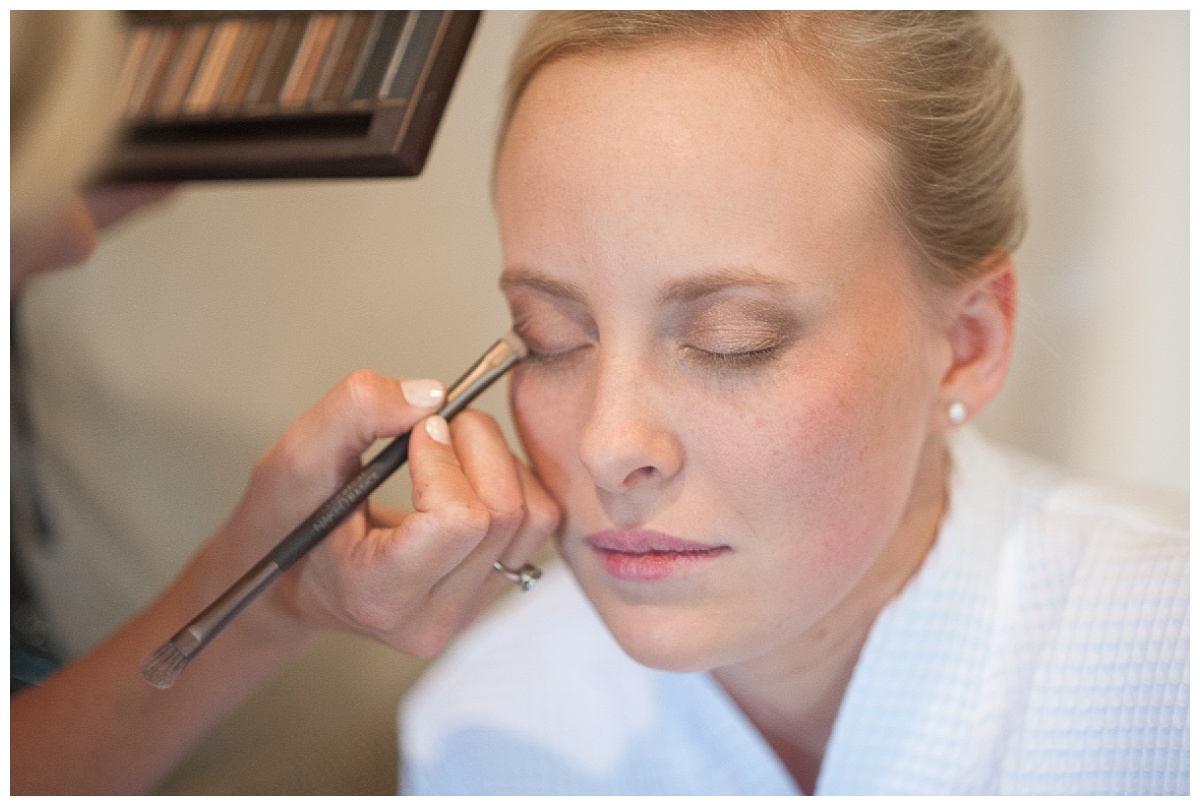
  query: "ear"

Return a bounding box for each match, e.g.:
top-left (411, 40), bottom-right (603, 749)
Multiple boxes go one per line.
top-left (937, 253), bottom-right (1017, 429)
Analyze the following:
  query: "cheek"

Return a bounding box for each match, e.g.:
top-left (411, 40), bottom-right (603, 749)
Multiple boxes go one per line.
top-left (510, 370), bottom-right (581, 505)
top-left (697, 347), bottom-right (929, 560)
top-left (705, 383), bottom-right (871, 538)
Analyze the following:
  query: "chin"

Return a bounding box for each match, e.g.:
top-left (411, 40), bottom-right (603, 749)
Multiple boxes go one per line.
top-left (599, 605), bottom-right (741, 674)
top-left (565, 551), bottom-right (762, 673)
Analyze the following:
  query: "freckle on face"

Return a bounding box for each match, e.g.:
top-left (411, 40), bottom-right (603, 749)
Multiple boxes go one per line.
top-left (498, 46), bottom-right (943, 673)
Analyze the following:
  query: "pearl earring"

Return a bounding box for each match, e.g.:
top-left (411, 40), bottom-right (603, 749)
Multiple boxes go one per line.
top-left (947, 401), bottom-right (968, 425)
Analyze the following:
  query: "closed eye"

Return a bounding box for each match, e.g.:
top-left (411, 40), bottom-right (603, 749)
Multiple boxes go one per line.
top-left (511, 319), bottom-right (592, 365)
top-left (681, 342), bottom-right (783, 369)
top-left (522, 341), bottom-right (591, 364)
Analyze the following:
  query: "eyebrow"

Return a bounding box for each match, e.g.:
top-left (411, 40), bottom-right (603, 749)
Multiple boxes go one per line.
top-left (656, 269), bottom-right (797, 305)
top-left (499, 266), bottom-right (796, 306)
top-left (499, 268), bottom-right (587, 305)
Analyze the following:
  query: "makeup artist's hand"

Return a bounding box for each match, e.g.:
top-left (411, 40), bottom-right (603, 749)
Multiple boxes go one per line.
top-left (13, 364), bottom-right (558, 797)
top-left (14, 367), bottom-right (557, 795)
top-left (208, 369), bottom-right (560, 656)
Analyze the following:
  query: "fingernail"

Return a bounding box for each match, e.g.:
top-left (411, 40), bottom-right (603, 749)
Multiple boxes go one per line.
top-left (402, 379), bottom-right (444, 408)
top-left (425, 416), bottom-right (451, 445)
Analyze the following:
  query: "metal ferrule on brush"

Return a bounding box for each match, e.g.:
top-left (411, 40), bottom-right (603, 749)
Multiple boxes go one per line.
top-left (170, 560), bottom-right (283, 658)
top-left (438, 331), bottom-right (526, 420)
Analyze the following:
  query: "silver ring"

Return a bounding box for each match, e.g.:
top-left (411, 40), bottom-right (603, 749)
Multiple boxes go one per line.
top-left (493, 561), bottom-right (542, 592)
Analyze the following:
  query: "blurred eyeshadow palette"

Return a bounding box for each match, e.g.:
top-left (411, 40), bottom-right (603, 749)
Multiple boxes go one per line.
top-left (104, 10), bottom-right (480, 181)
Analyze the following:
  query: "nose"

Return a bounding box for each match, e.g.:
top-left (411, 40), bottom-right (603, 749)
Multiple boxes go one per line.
top-left (578, 354), bottom-right (683, 493)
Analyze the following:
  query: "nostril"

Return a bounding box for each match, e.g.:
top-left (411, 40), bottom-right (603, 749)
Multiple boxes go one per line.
top-left (621, 466), bottom-right (659, 488)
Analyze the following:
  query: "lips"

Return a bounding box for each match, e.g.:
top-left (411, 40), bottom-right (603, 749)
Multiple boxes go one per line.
top-left (585, 529), bottom-right (731, 582)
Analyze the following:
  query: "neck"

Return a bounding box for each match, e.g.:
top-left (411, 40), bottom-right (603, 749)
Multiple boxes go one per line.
top-left (712, 436), bottom-right (949, 794)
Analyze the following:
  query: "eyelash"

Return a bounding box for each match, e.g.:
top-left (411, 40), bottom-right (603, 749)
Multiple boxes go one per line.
top-left (519, 346), bottom-right (783, 373)
top-left (522, 345), bottom-right (584, 365)
top-left (682, 343), bottom-right (783, 369)
top-left (513, 326), bottom-right (591, 365)
top-left (512, 329), bottom-right (786, 371)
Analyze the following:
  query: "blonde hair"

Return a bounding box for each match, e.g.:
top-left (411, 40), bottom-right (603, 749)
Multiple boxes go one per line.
top-left (10, 10), bottom-right (124, 233)
top-left (498, 11), bottom-right (1026, 286)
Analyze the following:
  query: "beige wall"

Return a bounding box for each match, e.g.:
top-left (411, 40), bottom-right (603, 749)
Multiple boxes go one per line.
top-left (14, 11), bottom-right (1188, 794)
top-left (981, 10), bottom-right (1189, 500)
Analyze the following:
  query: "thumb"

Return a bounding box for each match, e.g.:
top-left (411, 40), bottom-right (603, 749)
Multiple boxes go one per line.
top-left (269, 371), bottom-right (446, 497)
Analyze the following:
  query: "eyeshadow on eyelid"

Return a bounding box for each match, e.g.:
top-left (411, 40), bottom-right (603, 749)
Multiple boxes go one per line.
top-left (687, 318), bottom-right (790, 351)
top-left (509, 302), bottom-right (592, 350)
top-left (688, 295), bottom-right (797, 330)
top-left (690, 315), bottom-right (784, 336)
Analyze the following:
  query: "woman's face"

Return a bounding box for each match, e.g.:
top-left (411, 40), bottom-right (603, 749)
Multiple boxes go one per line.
top-left (497, 45), bottom-right (954, 673)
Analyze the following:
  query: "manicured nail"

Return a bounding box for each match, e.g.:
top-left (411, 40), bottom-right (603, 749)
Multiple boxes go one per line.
top-left (425, 416), bottom-right (451, 445)
top-left (402, 379), bottom-right (444, 408)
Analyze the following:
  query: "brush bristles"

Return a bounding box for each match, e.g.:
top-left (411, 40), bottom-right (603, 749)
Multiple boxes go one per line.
top-left (501, 329), bottom-right (528, 359)
top-left (141, 641), bottom-right (190, 690)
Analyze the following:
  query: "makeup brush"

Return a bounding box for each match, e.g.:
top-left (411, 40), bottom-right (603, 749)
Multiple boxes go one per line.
top-left (141, 330), bottom-right (527, 689)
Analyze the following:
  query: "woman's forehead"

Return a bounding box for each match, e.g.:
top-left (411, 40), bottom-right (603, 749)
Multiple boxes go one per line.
top-left (495, 46), bottom-right (902, 298)
top-left (498, 46), bottom-right (892, 220)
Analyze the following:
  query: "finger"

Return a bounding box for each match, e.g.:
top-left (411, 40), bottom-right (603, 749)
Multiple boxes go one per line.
top-left (11, 195), bottom-right (94, 286)
top-left (465, 461), bottom-right (560, 614)
top-left (267, 371), bottom-right (446, 497)
top-left (313, 416), bottom-right (555, 649)
top-left (301, 416), bottom-right (489, 637)
top-left (367, 501), bottom-right (411, 528)
top-left (84, 183), bottom-right (177, 229)
top-left (417, 459), bottom-right (558, 639)
top-left (43, 195), bottom-right (97, 273)
top-left (410, 412), bottom-right (533, 604)
top-left (448, 411), bottom-right (527, 555)
top-left (497, 461), bottom-right (561, 568)
top-left (452, 455), bottom-right (558, 587)
top-left (384, 414), bottom-right (493, 577)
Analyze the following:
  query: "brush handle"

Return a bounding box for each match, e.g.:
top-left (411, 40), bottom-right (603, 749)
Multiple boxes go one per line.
top-left (162, 334), bottom-right (524, 662)
top-left (272, 332), bottom-right (520, 568)
top-left (271, 432), bottom-right (411, 569)
top-left (166, 438), bottom-right (409, 659)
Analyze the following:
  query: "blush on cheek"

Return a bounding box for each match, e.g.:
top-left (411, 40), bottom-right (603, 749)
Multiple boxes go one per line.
top-left (764, 381), bottom-right (867, 491)
top-left (716, 373), bottom-right (899, 557)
